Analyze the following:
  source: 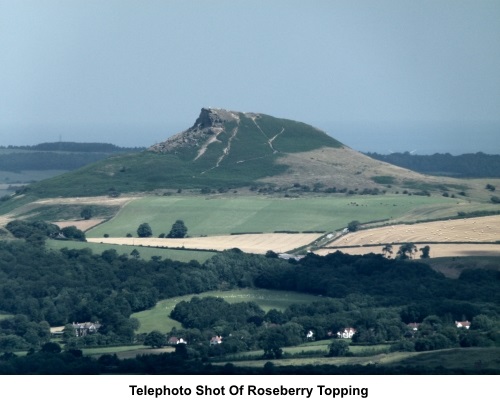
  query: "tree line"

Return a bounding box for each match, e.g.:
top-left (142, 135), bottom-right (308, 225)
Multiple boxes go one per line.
top-left (366, 151), bottom-right (500, 178)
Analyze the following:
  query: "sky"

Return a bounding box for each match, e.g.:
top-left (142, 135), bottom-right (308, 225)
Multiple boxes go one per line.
top-left (1, 0), bottom-right (499, 154)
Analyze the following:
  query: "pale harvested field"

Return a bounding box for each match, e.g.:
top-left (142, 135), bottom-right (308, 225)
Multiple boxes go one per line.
top-left (316, 243), bottom-right (500, 258)
top-left (87, 233), bottom-right (323, 254)
top-left (53, 219), bottom-right (105, 231)
top-left (328, 215), bottom-right (500, 246)
top-left (34, 196), bottom-right (138, 206)
top-left (318, 215), bottom-right (500, 258)
top-left (0, 195), bottom-right (136, 227)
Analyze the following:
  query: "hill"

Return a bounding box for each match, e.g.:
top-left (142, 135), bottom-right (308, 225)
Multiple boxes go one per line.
top-left (0, 142), bottom-right (144, 172)
top-left (6, 108), bottom-right (494, 200)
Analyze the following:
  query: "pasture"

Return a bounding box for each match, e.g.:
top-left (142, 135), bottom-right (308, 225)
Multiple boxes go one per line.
top-left (85, 194), bottom-right (465, 238)
top-left (132, 289), bottom-right (326, 334)
top-left (213, 347), bottom-right (500, 371)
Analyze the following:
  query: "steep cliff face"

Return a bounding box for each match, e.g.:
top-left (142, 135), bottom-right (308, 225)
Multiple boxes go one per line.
top-left (148, 108), bottom-right (239, 154)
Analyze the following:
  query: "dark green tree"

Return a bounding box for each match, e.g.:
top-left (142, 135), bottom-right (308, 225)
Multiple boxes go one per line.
top-left (40, 342), bottom-right (62, 354)
top-left (397, 243), bottom-right (417, 259)
top-left (347, 220), bottom-right (360, 232)
top-left (382, 244), bottom-right (393, 258)
top-left (328, 339), bottom-right (350, 357)
top-left (137, 223), bottom-right (152, 237)
top-left (130, 249), bottom-right (140, 259)
top-left (144, 330), bottom-right (166, 348)
top-left (167, 220), bottom-right (188, 238)
top-left (61, 226), bottom-right (86, 241)
top-left (419, 245), bottom-right (430, 258)
top-left (80, 207), bottom-right (93, 220)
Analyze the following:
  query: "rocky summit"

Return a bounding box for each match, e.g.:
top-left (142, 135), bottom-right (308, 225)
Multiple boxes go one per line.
top-left (149, 108), bottom-right (241, 154)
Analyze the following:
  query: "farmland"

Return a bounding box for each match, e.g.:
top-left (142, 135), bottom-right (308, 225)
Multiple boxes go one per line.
top-left (45, 239), bottom-right (216, 263)
top-left (317, 215), bottom-right (500, 258)
top-left (87, 232), bottom-right (322, 254)
top-left (85, 194), bottom-right (473, 238)
top-left (132, 288), bottom-right (326, 334)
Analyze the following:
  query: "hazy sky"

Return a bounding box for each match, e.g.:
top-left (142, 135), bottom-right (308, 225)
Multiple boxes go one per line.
top-left (1, 0), bottom-right (499, 153)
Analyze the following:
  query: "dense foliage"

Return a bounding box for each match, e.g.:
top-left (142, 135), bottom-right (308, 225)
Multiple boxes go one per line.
top-left (0, 239), bottom-right (497, 357)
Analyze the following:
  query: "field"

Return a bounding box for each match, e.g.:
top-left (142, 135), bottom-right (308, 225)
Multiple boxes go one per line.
top-left (317, 215), bottom-right (500, 258)
top-left (132, 289), bottom-right (326, 334)
top-left (317, 244), bottom-right (500, 259)
top-left (45, 239), bottom-right (216, 263)
top-left (87, 233), bottom-right (323, 254)
top-left (213, 347), bottom-right (500, 371)
top-left (85, 194), bottom-right (473, 238)
top-left (0, 170), bottom-right (68, 198)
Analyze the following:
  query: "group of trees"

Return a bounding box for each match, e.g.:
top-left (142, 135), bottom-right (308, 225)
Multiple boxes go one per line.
top-left (380, 243), bottom-right (430, 259)
top-left (137, 220), bottom-right (188, 238)
top-left (0, 238), bottom-right (498, 363)
top-left (5, 220), bottom-right (86, 244)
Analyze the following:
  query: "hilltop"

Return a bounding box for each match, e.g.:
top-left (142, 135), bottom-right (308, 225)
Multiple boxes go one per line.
top-left (8, 108), bottom-right (493, 200)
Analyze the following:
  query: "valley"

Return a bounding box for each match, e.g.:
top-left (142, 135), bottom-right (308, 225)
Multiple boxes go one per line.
top-left (0, 109), bottom-right (499, 375)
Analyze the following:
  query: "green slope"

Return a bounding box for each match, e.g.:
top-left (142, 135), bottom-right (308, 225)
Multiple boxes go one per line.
top-left (23, 110), bottom-right (344, 197)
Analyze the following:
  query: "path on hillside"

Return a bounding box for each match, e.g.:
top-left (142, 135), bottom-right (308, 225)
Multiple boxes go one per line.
top-left (194, 128), bottom-right (224, 161)
top-left (201, 114), bottom-right (240, 174)
top-left (251, 116), bottom-right (284, 153)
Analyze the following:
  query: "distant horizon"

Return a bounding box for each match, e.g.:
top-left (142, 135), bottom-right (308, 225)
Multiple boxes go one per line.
top-left (2, 119), bottom-right (499, 156)
top-left (2, 1), bottom-right (499, 157)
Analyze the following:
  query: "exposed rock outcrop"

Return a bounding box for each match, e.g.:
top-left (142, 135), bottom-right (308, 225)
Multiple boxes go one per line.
top-left (149, 108), bottom-right (239, 153)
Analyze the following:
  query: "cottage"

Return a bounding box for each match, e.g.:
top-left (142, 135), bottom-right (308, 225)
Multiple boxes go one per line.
top-left (337, 328), bottom-right (356, 339)
top-left (210, 335), bottom-right (223, 345)
top-left (407, 322), bottom-right (420, 331)
top-left (455, 321), bottom-right (471, 329)
top-left (168, 337), bottom-right (187, 345)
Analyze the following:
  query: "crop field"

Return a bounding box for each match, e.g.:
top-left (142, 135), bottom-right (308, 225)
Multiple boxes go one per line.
top-left (317, 243), bottom-right (500, 259)
top-left (45, 239), bottom-right (216, 263)
top-left (317, 215), bottom-right (500, 258)
top-left (85, 194), bottom-right (469, 238)
top-left (132, 289), bottom-right (326, 334)
top-left (87, 232), bottom-right (322, 254)
top-left (328, 215), bottom-right (500, 246)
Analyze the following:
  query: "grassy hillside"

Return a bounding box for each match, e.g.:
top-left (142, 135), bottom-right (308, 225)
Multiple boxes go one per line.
top-left (20, 110), bottom-right (346, 198)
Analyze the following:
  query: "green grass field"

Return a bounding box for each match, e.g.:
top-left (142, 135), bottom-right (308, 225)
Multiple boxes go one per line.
top-left (132, 288), bottom-right (326, 334)
top-left (212, 347), bottom-right (500, 370)
top-left (45, 239), bottom-right (216, 263)
top-left (86, 194), bottom-right (459, 238)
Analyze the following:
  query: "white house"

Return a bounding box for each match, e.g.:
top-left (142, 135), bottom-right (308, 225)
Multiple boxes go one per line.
top-left (337, 328), bottom-right (356, 339)
top-left (210, 335), bottom-right (223, 345)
